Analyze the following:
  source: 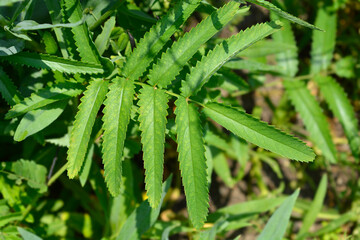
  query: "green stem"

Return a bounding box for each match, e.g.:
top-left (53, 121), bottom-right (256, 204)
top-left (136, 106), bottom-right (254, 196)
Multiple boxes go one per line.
top-left (47, 163), bottom-right (68, 186)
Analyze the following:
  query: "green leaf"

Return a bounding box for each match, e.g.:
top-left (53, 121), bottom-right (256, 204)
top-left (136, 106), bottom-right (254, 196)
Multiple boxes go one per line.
top-left (181, 21), bottom-right (282, 97)
top-left (6, 81), bottom-right (84, 119)
top-left (283, 79), bottom-right (337, 163)
top-left (246, 0), bottom-right (323, 31)
top-left (138, 85), bottom-right (168, 208)
top-left (1, 52), bottom-right (104, 74)
top-left (208, 196), bottom-right (287, 222)
top-left (198, 217), bottom-right (227, 240)
top-left (95, 16), bottom-right (116, 55)
top-left (148, 1), bottom-right (241, 88)
top-left (308, 211), bottom-right (355, 237)
top-left (0, 66), bottom-right (22, 106)
top-left (297, 174), bottom-right (327, 239)
top-left (64, 0), bottom-right (101, 64)
top-left (11, 159), bottom-right (48, 192)
top-left (67, 79), bottom-right (109, 178)
top-left (213, 151), bottom-right (235, 187)
top-left (236, 40), bottom-right (296, 58)
top-left (44, 0), bottom-right (70, 58)
top-left (79, 143), bottom-right (94, 187)
top-left (257, 189), bottom-right (299, 240)
top-left (102, 77), bottom-right (134, 196)
top-left (116, 175), bottom-right (173, 240)
top-left (14, 100), bottom-right (67, 141)
top-left (223, 58), bottom-right (284, 75)
top-left (310, 6), bottom-right (337, 74)
top-left (314, 76), bottom-right (360, 159)
top-left (203, 102), bottom-right (315, 162)
top-left (17, 227), bottom-right (42, 240)
top-left (122, 0), bottom-right (202, 80)
top-left (175, 97), bottom-right (208, 229)
top-left (0, 212), bottom-right (22, 228)
top-left (270, 14), bottom-right (299, 77)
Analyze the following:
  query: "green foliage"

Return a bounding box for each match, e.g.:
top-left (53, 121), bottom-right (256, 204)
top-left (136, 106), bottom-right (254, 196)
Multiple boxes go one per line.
top-left (6, 81), bottom-right (84, 119)
top-left (0, 0), bottom-right (358, 239)
top-left (67, 79), bottom-right (108, 178)
top-left (175, 97), bottom-right (208, 229)
top-left (102, 77), bottom-right (134, 196)
top-left (138, 85), bottom-right (168, 208)
top-left (0, 52), bottom-right (104, 74)
top-left (148, 1), bottom-right (241, 88)
top-left (283, 80), bottom-right (337, 163)
top-left (203, 103), bottom-right (315, 162)
top-left (258, 189), bottom-right (299, 240)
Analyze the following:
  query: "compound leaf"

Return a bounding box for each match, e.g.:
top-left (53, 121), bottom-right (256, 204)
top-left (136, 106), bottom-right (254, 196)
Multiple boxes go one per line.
top-left (283, 79), bottom-right (337, 163)
top-left (67, 79), bottom-right (108, 178)
top-left (6, 81), bottom-right (84, 119)
top-left (181, 21), bottom-right (282, 97)
top-left (148, 1), bottom-right (241, 88)
top-left (102, 77), bottom-right (134, 196)
top-left (138, 85), bottom-right (168, 208)
top-left (1, 52), bottom-right (104, 74)
top-left (175, 97), bottom-right (208, 229)
top-left (315, 76), bottom-right (360, 159)
top-left (203, 102), bottom-right (315, 162)
top-left (122, 0), bottom-right (202, 80)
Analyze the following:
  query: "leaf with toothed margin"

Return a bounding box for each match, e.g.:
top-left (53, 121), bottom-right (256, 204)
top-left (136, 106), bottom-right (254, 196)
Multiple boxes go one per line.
top-left (246, 0), bottom-right (323, 31)
top-left (123, 0), bottom-right (202, 81)
top-left (67, 79), bottom-right (108, 178)
top-left (6, 81), bottom-right (85, 119)
top-left (1, 52), bottom-right (104, 74)
top-left (0, 66), bottom-right (22, 106)
top-left (314, 75), bottom-right (360, 160)
top-left (64, 0), bottom-right (101, 64)
top-left (148, 1), bottom-right (241, 88)
top-left (138, 85), bottom-right (168, 208)
top-left (203, 102), bottom-right (315, 162)
top-left (102, 77), bottom-right (134, 196)
top-left (283, 79), bottom-right (336, 163)
top-left (175, 97), bottom-right (208, 229)
top-left (181, 21), bottom-right (282, 97)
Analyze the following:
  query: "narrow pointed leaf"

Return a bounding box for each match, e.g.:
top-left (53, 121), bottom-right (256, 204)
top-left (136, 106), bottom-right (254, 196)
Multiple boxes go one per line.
top-left (95, 16), bottom-right (116, 55)
top-left (138, 85), bottom-right (168, 207)
top-left (0, 66), bottom-right (22, 106)
top-left (283, 79), bottom-right (337, 163)
top-left (181, 21), bottom-right (282, 97)
top-left (297, 174), bottom-right (327, 239)
top-left (175, 97), bottom-right (208, 229)
top-left (67, 79), bottom-right (108, 178)
top-left (223, 58), bottom-right (284, 74)
top-left (6, 81), bottom-right (84, 119)
top-left (257, 189), bottom-right (299, 240)
top-left (117, 175), bottom-right (173, 240)
top-left (148, 1), bottom-right (241, 88)
top-left (64, 0), bottom-right (101, 64)
top-left (102, 77), bottom-right (134, 196)
top-left (203, 102), bottom-right (315, 162)
top-left (14, 100), bottom-right (67, 141)
top-left (123, 0), bottom-right (202, 80)
top-left (314, 76), bottom-right (360, 159)
top-left (310, 6), bottom-right (337, 74)
top-left (246, 0), bottom-right (323, 31)
top-left (270, 14), bottom-right (299, 77)
top-left (1, 52), bottom-right (104, 74)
